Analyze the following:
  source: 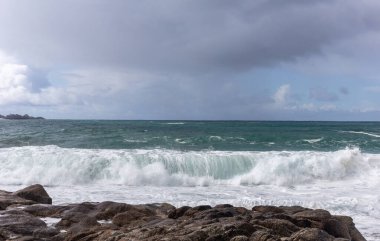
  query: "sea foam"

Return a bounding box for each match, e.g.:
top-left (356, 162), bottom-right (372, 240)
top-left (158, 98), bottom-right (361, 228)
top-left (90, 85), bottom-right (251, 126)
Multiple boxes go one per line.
top-left (0, 145), bottom-right (374, 187)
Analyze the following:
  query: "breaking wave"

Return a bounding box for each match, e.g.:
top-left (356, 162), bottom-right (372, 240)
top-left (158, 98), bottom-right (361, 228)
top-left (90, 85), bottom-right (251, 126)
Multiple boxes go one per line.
top-left (0, 145), bottom-right (376, 187)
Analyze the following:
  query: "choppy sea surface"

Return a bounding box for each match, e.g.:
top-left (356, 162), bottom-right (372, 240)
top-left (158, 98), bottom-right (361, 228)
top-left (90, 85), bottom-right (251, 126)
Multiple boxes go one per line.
top-left (0, 120), bottom-right (379, 240)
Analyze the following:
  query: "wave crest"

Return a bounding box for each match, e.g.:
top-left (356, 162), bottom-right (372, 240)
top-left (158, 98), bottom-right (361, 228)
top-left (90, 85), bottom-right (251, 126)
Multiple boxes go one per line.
top-left (0, 146), bottom-right (373, 187)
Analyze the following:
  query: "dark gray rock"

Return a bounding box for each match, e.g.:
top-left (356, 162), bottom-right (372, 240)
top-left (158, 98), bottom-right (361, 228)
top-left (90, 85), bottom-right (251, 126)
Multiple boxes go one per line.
top-left (23, 204), bottom-right (70, 218)
top-left (250, 230), bottom-right (280, 241)
top-left (94, 201), bottom-right (132, 220)
top-left (0, 210), bottom-right (46, 239)
top-left (252, 206), bottom-right (284, 214)
top-left (0, 190), bottom-right (36, 210)
top-left (168, 206), bottom-right (191, 219)
top-left (292, 209), bottom-right (331, 222)
top-left (230, 235), bottom-right (249, 241)
top-left (289, 228), bottom-right (334, 241)
top-left (13, 184), bottom-right (52, 204)
top-left (33, 227), bottom-right (60, 238)
top-left (333, 216), bottom-right (366, 241)
top-left (323, 218), bottom-right (351, 239)
top-left (256, 218), bottom-right (300, 237)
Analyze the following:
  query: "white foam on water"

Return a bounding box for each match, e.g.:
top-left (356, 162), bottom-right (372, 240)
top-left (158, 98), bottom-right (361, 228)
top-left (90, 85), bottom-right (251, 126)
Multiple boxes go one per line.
top-left (175, 138), bottom-right (188, 144)
top-left (124, 139), bottom-right (148, 143)
top-left (209, 136), bottom-right (225, 141)
top-left (0, 146), bottom-right (374, 186)
top-left (344, 131), bottom-right (380, 138)
top-left (303, 137), bottom-right (323, 143)
top-left (163, 122), bottom-right (185, 125)
top-left (40, 217), bottom-right (61, 227)
top-left (0, 145), bottom-right (379, 240)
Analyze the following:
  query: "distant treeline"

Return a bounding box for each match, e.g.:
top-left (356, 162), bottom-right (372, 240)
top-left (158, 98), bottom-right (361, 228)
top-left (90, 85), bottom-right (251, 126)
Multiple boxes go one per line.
top-left (0, 114), bottom-right (44, 120)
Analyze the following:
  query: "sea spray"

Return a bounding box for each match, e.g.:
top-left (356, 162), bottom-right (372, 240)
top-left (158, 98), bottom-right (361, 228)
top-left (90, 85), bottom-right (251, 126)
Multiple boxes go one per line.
top-left (0, 145), bottom-right (372, 186)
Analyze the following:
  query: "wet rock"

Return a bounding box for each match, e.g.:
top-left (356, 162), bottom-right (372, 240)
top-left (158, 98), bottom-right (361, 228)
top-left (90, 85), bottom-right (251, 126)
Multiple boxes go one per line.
top-left (256, 218), bottom-right (300, 237)
top-left (235, 222), bottom-right (258, 236)
top-left (112, 209), bottom-right (154, 227)
top-left (13, 184), bottom-right (52, 204)
top-left (250, 230), bottom-right (280, 241)
top-left (292, 209), bottom-right (331, 222)
top-left (279, 206), bottom-right (309, 215)
top-left (215, 204), bottom-right (234, 209)
top-left (0, 210), bottom-right (46, 238)
top-left (32, 226), bottom-right (60, 238)
top-left (253, 206), bottom-right (284, 214)
top-left (183, 205), bottom-right (212, 217)
top-left (184, 230), bottom-right (209, 241)
top-left (134, 203), bottom-right (168, 217)
top-left (323, 218), bottom-right (351, 239)
top-left (0, 186), bottom-right (368, 241)
top-left (56, 211), bottom-right (99, 234)
top-left (206, 234), bottom-right (228, 241)
top-left (142, 217), bottom-right (177, 228)
top-left (0, 190), bottom-right (36, 210)
top-left (144, 203), bottom-right (176, 217)
top-left (69, 216), bottom-right (100, 234)
top-left (23, 204), bottom-right (70, 217)
top-left (197, 208), bottom-right (235, 220)
top-left (230, 235), bottom-right (249, 241)
top-left (168, 206), bottom-right (191, 219)
top-left (94, 201), bottom-right (132, 220)
top-left (64, 202), bottom-right (96, 215)
top-left (333, 216), bottom-right (366, 241)
top-left (289, 228), bottom-right (334, 241)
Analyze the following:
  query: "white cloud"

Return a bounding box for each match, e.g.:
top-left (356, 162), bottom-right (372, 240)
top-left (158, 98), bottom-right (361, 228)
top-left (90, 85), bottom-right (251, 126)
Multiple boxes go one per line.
top-left (273, 84), bottom-right (290, 106)
top-left (0, 51), bottom-right (78, 106)
top-left (271, 84), bottom-right (338, 113)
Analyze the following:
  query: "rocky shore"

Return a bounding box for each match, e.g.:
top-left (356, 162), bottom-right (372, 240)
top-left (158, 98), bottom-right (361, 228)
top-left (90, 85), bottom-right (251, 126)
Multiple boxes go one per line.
top-left (0, 185), bottom-right (366, 241)
top-left (0, 114), bottom-right (44, 120)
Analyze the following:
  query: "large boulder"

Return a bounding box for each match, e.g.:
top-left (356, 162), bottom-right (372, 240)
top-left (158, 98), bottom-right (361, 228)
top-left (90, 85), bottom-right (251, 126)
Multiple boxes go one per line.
top-left (13, 184), bottom-right (52, 204)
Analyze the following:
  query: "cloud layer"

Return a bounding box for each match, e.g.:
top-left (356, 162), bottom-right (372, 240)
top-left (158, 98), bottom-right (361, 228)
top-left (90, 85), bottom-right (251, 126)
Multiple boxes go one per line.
top-left (1, 0), bottom-right (380, 73)
top-left (0, 0), bottom-right (380, 119)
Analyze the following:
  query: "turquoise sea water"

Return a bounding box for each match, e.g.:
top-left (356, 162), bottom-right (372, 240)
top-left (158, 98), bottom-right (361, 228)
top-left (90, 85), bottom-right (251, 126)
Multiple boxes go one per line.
top-left (2, 120), bottom-right (380, 152)
top-left (0, 120), bottom-right (379, 239)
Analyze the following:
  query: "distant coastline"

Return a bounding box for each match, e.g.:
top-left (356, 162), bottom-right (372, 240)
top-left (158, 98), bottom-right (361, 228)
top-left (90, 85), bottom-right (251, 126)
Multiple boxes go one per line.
top-left (0, 114), bottom-right (44, 120)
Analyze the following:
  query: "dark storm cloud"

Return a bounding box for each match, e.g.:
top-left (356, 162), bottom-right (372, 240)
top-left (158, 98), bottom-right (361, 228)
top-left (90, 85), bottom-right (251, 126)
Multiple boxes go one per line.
top-left (1, 0), bottom-right (380, 73)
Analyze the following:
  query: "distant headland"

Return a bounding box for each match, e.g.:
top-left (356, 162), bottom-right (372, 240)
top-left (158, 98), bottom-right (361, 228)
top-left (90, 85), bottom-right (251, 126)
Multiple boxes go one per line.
top-left (0, 114), bottom-right (45, 120)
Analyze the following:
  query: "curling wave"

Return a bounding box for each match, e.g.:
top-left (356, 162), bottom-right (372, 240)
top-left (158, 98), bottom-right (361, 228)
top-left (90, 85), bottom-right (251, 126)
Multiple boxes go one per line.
top-left (0, 146), bottom-right (375, 186)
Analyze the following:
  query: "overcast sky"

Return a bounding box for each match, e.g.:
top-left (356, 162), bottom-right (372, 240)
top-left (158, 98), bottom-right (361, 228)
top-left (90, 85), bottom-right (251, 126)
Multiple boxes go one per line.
top-left (1, 0), bottom-right (380, 120)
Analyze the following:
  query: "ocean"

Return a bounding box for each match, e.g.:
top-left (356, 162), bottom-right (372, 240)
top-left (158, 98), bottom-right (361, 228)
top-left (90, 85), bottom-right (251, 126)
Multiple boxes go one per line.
top-left (0, 120), bottom-right (379, 240)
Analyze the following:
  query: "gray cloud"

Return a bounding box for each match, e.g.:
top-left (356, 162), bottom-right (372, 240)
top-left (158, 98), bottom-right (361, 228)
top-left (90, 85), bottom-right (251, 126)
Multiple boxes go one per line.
top-left (1, 0), bottom-right (380, 119)
top-left (1, 0), bottom-right (380, 74)
top-left (309, 87), bottom-right (339, 102)
top-left (340, 87), bottom-right (349, 95)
